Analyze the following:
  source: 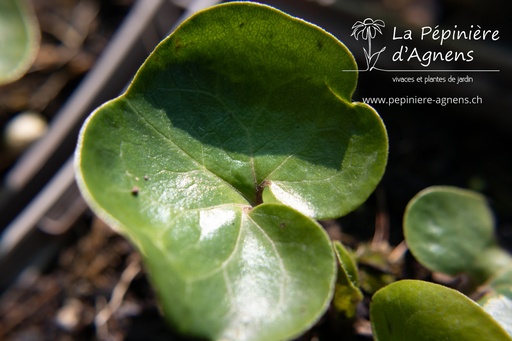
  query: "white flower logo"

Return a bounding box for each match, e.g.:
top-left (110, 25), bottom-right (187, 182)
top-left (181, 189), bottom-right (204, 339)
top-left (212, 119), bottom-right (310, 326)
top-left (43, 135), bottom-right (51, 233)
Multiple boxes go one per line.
top-left (351, 18), bottom-right (386, 71)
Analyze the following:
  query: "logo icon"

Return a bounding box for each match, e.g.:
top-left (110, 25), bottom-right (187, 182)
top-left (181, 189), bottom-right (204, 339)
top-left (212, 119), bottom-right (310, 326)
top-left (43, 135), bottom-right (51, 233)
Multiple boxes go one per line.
top-left (351, 18), bottom-right (386, 71)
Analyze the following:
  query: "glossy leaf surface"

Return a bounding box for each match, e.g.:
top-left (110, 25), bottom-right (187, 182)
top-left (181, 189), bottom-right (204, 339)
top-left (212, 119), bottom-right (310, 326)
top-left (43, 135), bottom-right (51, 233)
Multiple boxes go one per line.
top-left (370, 280), bottom-right (512, 341)
top-left (482, 295), bottom-right (512, 337)
top-left (119, 2), bottom-right (387, 220)
top-left (404, 186), bottom-right (511, 282)
top-left (76, 2), bottom-right (387, 340)
top-left (0, 0), bottom-right (39, 85)
top-left (141, 203), bottom-right (337, 340)
top-left (479, 267), bottom-right (512, 334)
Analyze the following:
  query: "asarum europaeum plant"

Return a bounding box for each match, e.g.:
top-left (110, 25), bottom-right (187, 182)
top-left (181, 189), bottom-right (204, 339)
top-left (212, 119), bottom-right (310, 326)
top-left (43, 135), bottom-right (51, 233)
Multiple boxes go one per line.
top-left (74, 2), bottom-right (388, 340)
top-left (371, 279), bottom-right (512, 341)
top-left (0, 0), bottom-right (40, 86)
top-left (371, 186), bottom-right (512, 341)
top-left (404, 186), bottom-right (512, 285)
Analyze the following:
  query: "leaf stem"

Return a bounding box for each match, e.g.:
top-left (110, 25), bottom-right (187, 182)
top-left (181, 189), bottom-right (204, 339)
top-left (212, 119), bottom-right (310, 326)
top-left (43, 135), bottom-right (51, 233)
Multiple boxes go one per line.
top-left (256, 180), bottom-right (270, 206)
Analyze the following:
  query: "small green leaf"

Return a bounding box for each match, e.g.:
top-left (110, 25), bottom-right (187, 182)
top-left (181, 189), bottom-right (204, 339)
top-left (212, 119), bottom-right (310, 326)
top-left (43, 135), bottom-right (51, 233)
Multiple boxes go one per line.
top-left (334, 241), bottom-right (360, 287)
top-left (76, 2), bottom-right (387, 339)
top-left (487, 267), bottom-right (512, 300)
top-left (404, 186), bottom-right (511, 282)
top-left (333, 241), bottom-right (363, 318)
top-left (0, 0), bottom-right (40, 85)
top-left (370, 280), bottom-right (512, 341)
top-left (356, 243), bottom-right (398, 294)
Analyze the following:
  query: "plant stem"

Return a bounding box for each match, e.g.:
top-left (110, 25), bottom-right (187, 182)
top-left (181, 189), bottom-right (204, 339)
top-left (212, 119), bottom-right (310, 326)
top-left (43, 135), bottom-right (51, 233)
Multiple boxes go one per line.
top-left (255, 180), bottom-right (270, 205)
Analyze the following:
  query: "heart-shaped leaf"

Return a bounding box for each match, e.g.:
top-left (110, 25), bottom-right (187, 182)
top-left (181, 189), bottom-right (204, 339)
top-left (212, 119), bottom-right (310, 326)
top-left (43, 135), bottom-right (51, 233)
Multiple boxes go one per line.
top-left (120, 2), bottom-right (387, 220)
top-left (404, 186), bottom-right (512, 282)
top-left (0, 0), bottom-right (40, 85)
top-left (75, 2), bottom-right (387, 339)
top-left (370, 280), bottom-right (512, 341)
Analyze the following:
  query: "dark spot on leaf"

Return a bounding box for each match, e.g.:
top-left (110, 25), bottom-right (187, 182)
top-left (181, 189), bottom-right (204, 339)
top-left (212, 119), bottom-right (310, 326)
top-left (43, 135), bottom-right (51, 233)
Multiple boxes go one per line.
top-left (317, 40), bottom-right (323, 50)
top-left (280, 222), bottom-right (286, 228)
top-left (174, 38), bottom-right (183, 52)
top-left (238, 22), bottom-right (245, 28)
top-left (131, 186), bottom-right (140, 196)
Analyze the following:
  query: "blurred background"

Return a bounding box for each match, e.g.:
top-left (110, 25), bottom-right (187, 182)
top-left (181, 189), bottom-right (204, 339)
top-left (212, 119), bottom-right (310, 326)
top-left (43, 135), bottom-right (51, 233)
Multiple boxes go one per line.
top-left (0, 0), bottom-right (510, 340)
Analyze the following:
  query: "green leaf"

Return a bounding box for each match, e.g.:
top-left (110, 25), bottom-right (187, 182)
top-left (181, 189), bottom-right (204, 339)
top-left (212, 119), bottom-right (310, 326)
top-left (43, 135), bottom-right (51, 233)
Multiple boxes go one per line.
top-left (0, 0), bottom-right (40, 86)
top-left (141, 203), bottom-right (337, 340)
top-left (334, 241), bottom-right (360, 288)
top-left (370, 280), bottom-right (512, 341)
top-left (119, 2), bottom-right (387, 220)
top-left (75, 2), bottom-right (387, 339)
top-left (478, 266), bottom-right (512, 307)
top-left (481, 295), bottom-right (512, 337)
top-left (403, 186), bottom-right (511, 282)
top-left (356, 243), bottom-right (398, 294)
top-left (487, 267), bottom-right (512, 300)
top-left (333, 241), bottom-right (363, 318)
top-left (478, 267), bottom-right (512, 337)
